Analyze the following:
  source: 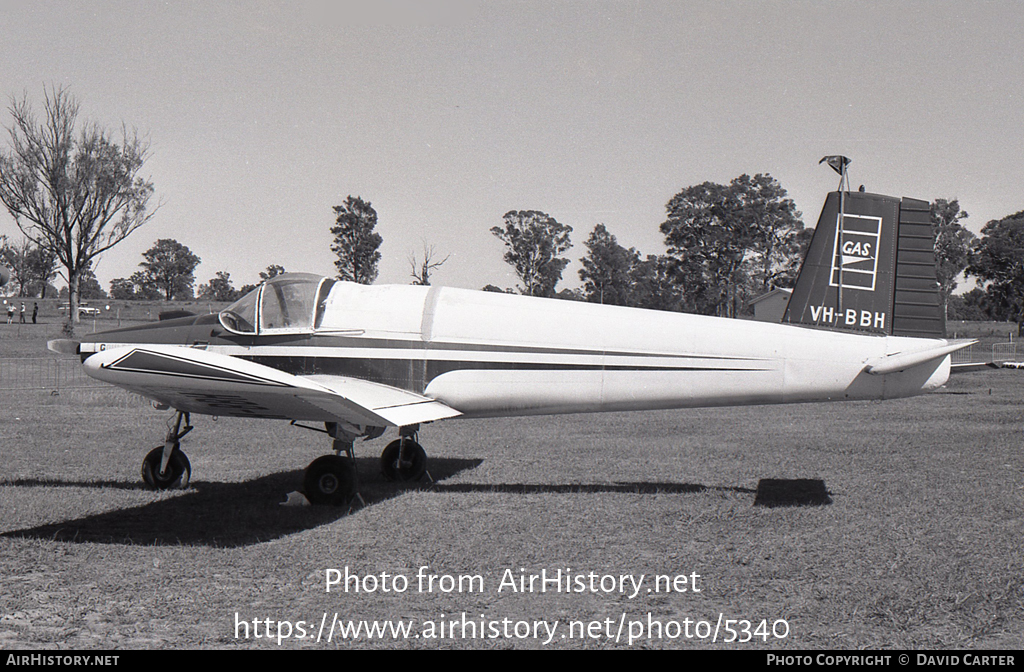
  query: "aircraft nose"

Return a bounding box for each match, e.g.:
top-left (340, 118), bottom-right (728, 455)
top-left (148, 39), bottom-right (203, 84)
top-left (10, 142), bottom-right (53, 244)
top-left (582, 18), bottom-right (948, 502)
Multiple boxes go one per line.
top-left (81, 346), bottom-right (132, 382)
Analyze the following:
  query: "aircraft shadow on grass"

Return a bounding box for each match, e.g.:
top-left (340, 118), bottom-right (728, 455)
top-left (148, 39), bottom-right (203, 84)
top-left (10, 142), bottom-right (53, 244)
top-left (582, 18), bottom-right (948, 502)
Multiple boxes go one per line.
top-left (431, 478), bottom-right (830, 507)
top-left (2, 459), bottom-right (828, 548)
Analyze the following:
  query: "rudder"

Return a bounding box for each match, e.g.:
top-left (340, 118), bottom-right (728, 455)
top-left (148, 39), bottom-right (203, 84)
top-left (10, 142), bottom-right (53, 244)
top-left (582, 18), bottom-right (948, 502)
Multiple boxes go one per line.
top-left (782, 191), bottom-right (944, 338)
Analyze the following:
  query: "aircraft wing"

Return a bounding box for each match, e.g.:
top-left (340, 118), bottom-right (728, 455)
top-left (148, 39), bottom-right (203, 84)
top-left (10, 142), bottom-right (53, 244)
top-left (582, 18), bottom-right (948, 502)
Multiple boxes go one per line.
top-left (82, 344), bottom-right (461, 428)
top-left (299, 374), bottom-right (463, 427)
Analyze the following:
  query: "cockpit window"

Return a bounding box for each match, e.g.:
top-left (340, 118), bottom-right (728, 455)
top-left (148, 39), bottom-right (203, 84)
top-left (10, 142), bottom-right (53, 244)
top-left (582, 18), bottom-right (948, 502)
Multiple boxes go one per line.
top-left (260, 275), bottom-right (319, 331)
top-left (218, 288), bottom-right (258, 334)
top-left (218, 273), bottom-right (331, 335)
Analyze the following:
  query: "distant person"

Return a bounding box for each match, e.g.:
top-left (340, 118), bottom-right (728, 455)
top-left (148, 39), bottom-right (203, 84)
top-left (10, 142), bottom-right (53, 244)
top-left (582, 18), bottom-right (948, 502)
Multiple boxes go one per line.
top-left (5, 303), bottom-right (12, 324)
top-left (32, 302), bottom-right (38, 324)
top-left (19, 303), bottom-right (26, 323)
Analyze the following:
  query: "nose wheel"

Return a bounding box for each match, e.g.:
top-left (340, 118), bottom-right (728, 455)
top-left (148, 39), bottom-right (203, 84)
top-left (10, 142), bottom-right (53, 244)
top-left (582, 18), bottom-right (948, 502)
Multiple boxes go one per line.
top-left (141, 411), bottom-right (192, 490)
top-left (141, 446), bottom-right (191, 489)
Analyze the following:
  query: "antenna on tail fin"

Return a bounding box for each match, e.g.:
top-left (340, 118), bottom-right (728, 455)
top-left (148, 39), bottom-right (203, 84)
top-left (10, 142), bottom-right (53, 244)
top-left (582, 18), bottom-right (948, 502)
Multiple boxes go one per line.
top-left (782, 163), bottom-right (945, 338)
top-left (819, 155), bottom-right (852, 319)
top-left (819, 155), bottom-right (852, 191)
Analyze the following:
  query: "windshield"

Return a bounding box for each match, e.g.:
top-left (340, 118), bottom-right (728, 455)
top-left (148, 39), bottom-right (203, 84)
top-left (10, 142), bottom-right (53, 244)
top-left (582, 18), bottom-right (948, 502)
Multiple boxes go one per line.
top-left (219, 273), bottom-right (334, 335)
top-left (219, 288), bottom-right (258, 334)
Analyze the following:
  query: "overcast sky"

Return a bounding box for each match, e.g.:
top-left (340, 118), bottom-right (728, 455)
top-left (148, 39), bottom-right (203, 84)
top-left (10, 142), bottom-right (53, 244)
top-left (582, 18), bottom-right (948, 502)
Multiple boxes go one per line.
top-left (1, 0), bottom-right (1021, 293)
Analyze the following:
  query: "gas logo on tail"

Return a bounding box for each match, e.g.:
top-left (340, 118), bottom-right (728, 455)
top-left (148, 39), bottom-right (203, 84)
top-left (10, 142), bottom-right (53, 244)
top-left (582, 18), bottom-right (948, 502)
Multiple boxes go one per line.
top-left (830, 214), bottom-right (882, 291)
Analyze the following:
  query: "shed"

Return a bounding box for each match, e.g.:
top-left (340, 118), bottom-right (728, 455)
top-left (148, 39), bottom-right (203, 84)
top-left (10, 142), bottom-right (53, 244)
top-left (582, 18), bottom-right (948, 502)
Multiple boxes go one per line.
top-left (749, 288), bottom-right (792, 323)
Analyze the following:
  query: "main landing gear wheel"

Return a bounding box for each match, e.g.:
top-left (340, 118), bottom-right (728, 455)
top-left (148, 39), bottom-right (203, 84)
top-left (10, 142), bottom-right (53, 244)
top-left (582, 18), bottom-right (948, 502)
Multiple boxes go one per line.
top-left (380, 439), bottom-right (427, 482)
top-left (141, 446), bottom-right (191, 490)
top-left (304, 455), bottom-right (357, 506)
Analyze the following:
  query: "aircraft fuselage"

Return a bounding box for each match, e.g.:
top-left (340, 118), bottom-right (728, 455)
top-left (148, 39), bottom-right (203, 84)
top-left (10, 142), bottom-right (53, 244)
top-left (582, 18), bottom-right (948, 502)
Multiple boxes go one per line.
top-left (78, 281), bottom-right (951, 423)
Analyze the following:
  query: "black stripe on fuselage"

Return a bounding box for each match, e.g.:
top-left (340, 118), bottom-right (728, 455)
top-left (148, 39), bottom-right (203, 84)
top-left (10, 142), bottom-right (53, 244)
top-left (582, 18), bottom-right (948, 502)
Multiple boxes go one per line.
top-left (299, 334), bottom-right (757, 361)
top-left (241, 353), bottom-right (766, 394)
top-left (81, 330), bottom-right (770, 394)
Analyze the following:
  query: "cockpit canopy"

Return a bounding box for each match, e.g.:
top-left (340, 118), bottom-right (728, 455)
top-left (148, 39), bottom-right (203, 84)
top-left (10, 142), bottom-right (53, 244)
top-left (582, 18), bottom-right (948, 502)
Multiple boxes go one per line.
top-left (218, 273), bottom-right (335, 335)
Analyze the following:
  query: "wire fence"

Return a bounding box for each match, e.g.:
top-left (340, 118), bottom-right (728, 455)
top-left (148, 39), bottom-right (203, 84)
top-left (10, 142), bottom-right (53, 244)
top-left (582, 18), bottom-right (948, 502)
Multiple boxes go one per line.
top-left (950, 345), bottom-right (975, 366)
top-left (0, 357), bottom-right (100, 392)
top-left (0, 357), bottom-right (152, 407)
top-left (991, 343), bottom-right (1019, 365)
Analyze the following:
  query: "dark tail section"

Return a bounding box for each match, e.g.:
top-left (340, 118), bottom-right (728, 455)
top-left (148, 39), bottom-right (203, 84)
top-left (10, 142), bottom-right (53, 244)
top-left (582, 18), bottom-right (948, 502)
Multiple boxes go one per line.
top-left (782, 191), bottom-right (945, 338)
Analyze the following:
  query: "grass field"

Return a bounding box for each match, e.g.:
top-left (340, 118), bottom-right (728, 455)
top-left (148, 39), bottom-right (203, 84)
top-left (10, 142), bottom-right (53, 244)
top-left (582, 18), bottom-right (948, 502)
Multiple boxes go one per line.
top-left (0, 322), bottom-right (1022, 649)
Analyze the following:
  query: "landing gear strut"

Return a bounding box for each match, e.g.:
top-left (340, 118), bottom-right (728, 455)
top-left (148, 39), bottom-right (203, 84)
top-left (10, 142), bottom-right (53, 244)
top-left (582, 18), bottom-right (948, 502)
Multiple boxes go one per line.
top-left (141, 411), bottom-right (192, 490)
top-left (380, 425), bottom-right (427, 482)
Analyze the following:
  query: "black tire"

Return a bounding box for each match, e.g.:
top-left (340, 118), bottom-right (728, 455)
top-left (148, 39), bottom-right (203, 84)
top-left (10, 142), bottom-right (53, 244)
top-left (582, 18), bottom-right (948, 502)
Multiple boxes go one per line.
top-left (380, 439), bottom-right (427, 482)
top-left (303, 455), bottom-right (357, 506)
top-left (141, 445), bottom-right (191, 490)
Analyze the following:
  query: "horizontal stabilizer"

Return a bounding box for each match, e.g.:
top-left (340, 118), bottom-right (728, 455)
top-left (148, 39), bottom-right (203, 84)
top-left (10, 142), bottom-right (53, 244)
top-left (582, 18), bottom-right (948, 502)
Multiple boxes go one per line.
top-left (863, 340), bottom-right (975, 375)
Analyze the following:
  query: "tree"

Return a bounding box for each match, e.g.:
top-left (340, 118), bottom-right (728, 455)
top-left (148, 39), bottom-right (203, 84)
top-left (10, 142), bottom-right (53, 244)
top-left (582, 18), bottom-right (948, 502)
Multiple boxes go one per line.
top-left (22, 243), bottom-right (58, 297)
top-left (0, 237), bottom-right (29, 296)
top-left (660, 174), bottom-right (800, 317)
top-left (555, 287), bottom-right (585, 301)
top-left (931, 198), bottom-right (976, 319)
top-left (735, 173), bottom-right (804, 293)
top-left (78, 266), bottom-right (106, 299)
top-left (0, 237), bottom-right (56, 297)
top-left (768, 227), bottom-right (814, 289)
top-left (490, 210), bottom-right (572, 297)
top-left (948, 288), bottom-right (994, 322)
top-left (331, 196), bottom-right (382, 284)
top-left (139, 238), bottom-right (200, 300)
top-left (132, 270), bottom-right (161, 300)
top-left (0, 86), bottom-right (155, 332)
top-left (109, 277), bottom-right (138, 300)
top-left (629, 254), bottom-right (689, 312)
top-left (109, 270), bottom-right (161, 300)
top-left (661, 180), bottom-right (750, 317)
top-left (198, 271), bottom-right (240, 302)
top-left (237, 264), bottom-right (286, 295)
top-left (967, 213), bottom-right (1024, 336)
top-left (578, 224), bottom-right (640, 306)
top-left (409, 244), bottom-right (449, 286)
top-left (259, 264), bottom-right (286, 281)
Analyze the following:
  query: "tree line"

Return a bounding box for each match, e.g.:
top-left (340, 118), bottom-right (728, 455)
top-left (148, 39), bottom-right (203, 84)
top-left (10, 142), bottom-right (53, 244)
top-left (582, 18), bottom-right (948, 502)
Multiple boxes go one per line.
top-left (1, 86), bottom-right (1022, 334)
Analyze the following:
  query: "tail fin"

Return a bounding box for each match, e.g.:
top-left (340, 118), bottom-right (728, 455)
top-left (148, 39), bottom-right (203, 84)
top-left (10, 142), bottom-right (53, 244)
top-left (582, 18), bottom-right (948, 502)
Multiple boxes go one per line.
top-left (782, 191), bottom-right (945, 338)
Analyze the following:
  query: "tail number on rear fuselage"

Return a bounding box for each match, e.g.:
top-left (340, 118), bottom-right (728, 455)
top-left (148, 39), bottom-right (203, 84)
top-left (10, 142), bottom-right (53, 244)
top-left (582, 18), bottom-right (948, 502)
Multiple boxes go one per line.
top-left (809, 305), bottom-right (886, 330)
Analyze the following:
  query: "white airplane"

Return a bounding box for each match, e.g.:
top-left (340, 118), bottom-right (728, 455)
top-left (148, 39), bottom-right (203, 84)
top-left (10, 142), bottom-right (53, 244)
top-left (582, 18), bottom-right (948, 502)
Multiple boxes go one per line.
top-left (49, 188), bottom-right (973, 504)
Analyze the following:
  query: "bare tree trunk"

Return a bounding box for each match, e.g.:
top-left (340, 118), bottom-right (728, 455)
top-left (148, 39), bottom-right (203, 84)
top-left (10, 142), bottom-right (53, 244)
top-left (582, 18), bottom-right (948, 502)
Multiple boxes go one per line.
top-left (64, 270), bottom-right (80, 335)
